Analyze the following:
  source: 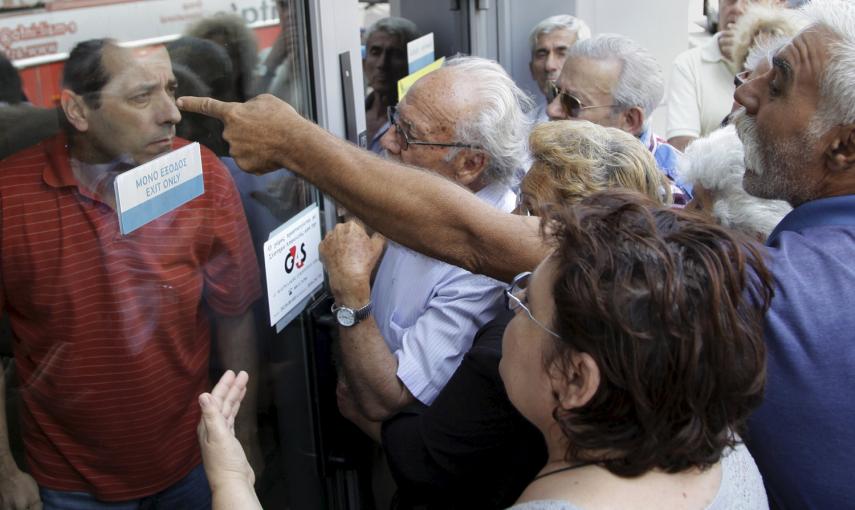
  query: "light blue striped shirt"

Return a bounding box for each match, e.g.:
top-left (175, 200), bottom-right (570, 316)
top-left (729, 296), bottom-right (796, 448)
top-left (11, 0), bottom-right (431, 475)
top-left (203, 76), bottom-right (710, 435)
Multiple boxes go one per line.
top-left (371, 181), bottom-right (516, 405)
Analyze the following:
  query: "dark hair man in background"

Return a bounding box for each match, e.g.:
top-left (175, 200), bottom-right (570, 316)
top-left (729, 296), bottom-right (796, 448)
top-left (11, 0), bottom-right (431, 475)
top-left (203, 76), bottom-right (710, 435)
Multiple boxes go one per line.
top-left (0, 39), bottom-right (261, 510)
top-left (362, 16), bottom-right (420, 154)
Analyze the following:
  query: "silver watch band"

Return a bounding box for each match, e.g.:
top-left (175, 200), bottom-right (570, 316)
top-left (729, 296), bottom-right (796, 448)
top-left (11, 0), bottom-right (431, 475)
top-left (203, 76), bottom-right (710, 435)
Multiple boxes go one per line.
top-left (331, 301), bottom-right (373, 326)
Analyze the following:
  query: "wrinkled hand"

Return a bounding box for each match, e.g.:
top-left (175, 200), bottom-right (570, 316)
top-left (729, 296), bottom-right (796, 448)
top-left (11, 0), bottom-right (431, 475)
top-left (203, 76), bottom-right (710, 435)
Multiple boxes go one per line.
top-left (197, 370), bottom-right (255, 493)
top-left (235, 419), bottom-right (265, 483)
top-left (719, 24), bottom-right (736, 61)
top-left (318, 222), bottom-right (385, 306)
top-left (0, 466), bottom-right (41, 510)
top-left (177, 94), bottom-right (304, 174)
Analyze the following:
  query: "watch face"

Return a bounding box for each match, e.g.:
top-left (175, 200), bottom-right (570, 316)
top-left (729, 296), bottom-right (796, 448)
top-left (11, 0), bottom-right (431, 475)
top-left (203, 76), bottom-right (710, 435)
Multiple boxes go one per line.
top-left (336, 307), bottom-right (356, 327)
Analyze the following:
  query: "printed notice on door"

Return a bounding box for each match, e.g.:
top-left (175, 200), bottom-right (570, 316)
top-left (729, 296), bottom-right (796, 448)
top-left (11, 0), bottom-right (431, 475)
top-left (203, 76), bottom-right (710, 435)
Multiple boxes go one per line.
top-left (263, 204), bottom-right (324, 328)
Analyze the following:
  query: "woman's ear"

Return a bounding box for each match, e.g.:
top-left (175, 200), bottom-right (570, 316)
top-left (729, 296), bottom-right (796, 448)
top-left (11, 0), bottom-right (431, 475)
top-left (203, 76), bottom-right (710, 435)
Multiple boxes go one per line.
top-left (550, 352), bottom-right (600, 410)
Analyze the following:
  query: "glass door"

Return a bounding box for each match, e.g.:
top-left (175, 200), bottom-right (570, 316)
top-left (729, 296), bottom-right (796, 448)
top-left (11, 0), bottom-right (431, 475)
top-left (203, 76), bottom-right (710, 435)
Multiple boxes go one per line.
top-left (0, 0), bottom-right (362, 507)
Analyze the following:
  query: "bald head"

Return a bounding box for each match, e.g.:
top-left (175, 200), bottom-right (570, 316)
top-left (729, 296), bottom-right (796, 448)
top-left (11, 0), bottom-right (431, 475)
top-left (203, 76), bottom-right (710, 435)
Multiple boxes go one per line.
top-left (405, 66), bottom-right (481, 131)
top-left (396, 57), bottom-right (531, 186)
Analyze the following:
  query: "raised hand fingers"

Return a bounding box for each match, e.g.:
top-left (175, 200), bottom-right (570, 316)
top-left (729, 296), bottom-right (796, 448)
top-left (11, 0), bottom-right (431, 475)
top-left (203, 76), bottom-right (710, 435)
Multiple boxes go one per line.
top-left (225, 386), bottom-right (247, 434)
top-left (210, 369), bottom-right (237, 408)
top-left (221, 371), bottom-right (249, 432)
top-left (176, 96), bottom-right (234, 120)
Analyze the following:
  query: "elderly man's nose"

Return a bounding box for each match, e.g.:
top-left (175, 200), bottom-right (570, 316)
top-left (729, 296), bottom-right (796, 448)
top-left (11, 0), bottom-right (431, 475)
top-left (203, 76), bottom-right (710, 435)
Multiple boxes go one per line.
top-left (545, 53), bottom-right (561, 72)
top-left (546, 96), bottom-right (566, 120)
top-left (379, 124), bottom-right (402, 154)
top-left (733, 80), bottom-right (759, 115)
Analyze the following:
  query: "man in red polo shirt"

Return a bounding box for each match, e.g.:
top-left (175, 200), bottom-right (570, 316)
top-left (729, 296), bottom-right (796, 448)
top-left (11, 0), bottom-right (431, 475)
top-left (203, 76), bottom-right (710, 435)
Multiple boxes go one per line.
top-left (0, 39), bottom-right (261, 509)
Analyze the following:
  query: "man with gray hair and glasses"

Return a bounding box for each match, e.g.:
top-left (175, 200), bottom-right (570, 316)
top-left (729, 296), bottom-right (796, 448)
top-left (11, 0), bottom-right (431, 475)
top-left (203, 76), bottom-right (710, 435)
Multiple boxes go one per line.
top-left (527, 14), bottom-right (590, 124)
top-left (318, 56), bottom-right (530, 436)
top-left (546, 33), bottom-right (689, 200)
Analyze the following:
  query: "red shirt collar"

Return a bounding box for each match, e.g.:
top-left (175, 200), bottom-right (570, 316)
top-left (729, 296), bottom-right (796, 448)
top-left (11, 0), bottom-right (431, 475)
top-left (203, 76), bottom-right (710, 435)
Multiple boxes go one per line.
top-left (42, 132), bottom-right (77, 189)
top-left (41, 133), bottom-right (171, 205)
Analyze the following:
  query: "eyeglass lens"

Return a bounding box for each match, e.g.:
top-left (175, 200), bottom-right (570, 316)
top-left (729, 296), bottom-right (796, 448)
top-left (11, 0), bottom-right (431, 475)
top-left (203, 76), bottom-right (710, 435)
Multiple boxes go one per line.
top-left (548, 82), bottom-right (582, 117)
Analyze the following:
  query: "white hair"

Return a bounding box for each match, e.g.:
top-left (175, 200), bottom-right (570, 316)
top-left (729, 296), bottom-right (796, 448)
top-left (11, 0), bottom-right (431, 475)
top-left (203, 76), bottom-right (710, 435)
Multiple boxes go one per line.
top-left (365, 17), bottom-right (421, 45)
top-left (441, 56), bottom-right (533, 186)
top-left (680, 125), bottom-right (791, 239)
top-left (730, 2), bottom-right (807, 71)
top-left (567, 34), bottom-right (663, 129)
top-left (798, 0), bottom-right (855, 131)
top-left (528, 15), bottom-right (591, 55)
top-left (744, 34), bottom-right (790, 73)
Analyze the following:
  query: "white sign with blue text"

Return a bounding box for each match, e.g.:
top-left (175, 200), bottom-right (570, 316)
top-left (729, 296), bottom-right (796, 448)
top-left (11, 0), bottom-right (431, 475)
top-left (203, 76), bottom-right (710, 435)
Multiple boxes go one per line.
top-left (113, 143), bottom-right (204, 235)
top-left (264, 204), bottom-right (324, 329)
top-left (407, 33), bottom-right (435, 74)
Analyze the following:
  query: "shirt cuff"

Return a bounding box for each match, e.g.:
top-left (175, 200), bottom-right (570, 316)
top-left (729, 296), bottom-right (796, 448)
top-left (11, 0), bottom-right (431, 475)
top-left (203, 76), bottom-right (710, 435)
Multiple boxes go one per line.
top-left (394, 349), bottom-right (460, 406)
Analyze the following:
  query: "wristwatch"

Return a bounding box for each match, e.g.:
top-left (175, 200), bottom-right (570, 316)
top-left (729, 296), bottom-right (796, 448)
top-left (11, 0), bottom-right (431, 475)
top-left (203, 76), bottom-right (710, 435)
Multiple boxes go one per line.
top-left (331, 301), bottom-right (372, 327)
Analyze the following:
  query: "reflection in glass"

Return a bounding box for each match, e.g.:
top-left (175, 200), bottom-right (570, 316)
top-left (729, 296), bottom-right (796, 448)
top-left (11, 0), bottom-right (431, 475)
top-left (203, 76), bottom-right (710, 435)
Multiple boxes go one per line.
top-left (1, 1), bottom-right (321, 506)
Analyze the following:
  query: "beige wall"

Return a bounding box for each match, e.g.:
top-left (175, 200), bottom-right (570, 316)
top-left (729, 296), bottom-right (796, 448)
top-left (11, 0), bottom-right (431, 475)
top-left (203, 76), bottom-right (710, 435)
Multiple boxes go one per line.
top-left (574, 0), bottom-right (690, 134)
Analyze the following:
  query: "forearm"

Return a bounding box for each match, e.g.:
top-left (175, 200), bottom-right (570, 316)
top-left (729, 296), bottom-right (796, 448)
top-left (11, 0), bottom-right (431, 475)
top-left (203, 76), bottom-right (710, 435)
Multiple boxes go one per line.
top-left (279, 121), bottom-right (545, 282)
top-left (211, 480), bottom-right (263, 510)
top-left (214, 311), bottom-right (259, 428)
top-left (339, 318), bottom-right (412, 421)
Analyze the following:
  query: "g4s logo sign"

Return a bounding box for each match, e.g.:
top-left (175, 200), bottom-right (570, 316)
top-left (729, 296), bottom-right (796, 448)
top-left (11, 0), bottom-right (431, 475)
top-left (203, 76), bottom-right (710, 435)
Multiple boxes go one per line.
top-left (284, 243), bottom-right (308, 274)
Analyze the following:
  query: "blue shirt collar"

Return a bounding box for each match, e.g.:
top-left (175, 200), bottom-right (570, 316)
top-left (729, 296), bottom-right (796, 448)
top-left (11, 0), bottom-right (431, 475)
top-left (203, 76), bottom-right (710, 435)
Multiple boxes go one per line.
top-left (767, 194), bottom-right (855, 246)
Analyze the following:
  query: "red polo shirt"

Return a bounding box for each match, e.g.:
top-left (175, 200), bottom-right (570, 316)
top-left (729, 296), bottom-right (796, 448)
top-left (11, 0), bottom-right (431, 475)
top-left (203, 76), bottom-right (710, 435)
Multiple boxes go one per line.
top-left (0, 134), bottom-right (262, 501)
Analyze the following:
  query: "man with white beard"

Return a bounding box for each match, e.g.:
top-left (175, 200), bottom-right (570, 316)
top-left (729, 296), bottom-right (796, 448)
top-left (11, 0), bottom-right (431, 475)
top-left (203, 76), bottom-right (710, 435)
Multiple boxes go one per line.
top-left (179, 2), bottom-right (855, 506)
top-left (726, 2), bottom-right (855, 506)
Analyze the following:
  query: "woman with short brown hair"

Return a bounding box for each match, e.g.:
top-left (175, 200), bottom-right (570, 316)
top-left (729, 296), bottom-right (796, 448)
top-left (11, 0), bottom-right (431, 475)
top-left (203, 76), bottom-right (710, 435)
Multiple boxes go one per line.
top-left (503, 191), bottom-right (772, 509)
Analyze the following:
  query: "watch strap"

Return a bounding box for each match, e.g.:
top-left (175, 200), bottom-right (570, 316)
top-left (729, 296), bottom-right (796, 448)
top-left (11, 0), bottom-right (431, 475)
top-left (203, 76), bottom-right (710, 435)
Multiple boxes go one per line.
top-left (331, 301), bottom-right (372, 326)
top-left (353, 302), bottom-right (373, 322)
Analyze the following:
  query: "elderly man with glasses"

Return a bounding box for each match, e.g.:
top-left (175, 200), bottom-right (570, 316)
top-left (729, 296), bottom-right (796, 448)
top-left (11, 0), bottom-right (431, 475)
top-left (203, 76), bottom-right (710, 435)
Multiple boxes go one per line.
top-left (546, 34), bottom-right (690, 202)
top-left (317, 56), bottom-right (530, 437)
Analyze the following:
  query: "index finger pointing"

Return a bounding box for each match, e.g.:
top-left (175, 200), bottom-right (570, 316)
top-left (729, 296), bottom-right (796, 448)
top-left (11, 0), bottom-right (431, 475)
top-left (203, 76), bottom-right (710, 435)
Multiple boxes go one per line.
top-left (177, 96), bottom-right (233, 120)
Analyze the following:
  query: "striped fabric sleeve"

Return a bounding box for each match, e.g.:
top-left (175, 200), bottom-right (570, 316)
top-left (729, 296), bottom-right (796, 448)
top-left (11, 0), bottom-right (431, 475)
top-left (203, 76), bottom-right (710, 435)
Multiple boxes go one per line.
top-left (393, 270), bottom-right (506, 405)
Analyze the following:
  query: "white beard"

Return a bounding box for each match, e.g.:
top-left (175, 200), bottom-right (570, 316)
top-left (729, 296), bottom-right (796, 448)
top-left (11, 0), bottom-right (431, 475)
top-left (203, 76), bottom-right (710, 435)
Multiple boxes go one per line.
top-left (732, 108), bottom-right (818, 205)
top-left (732, 109), bottom-right (766, 177)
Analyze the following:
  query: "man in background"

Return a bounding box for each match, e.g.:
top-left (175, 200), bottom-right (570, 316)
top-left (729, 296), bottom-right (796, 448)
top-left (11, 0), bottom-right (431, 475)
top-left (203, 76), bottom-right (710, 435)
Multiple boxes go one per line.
top-left (547, 34), bottom-right (689, 201)
top-left (527, 14), bottom-right (590, 124)
top-left (362, 17), bottom-right (421, 154)
top-left (666, 0), bottom-right (786, 151)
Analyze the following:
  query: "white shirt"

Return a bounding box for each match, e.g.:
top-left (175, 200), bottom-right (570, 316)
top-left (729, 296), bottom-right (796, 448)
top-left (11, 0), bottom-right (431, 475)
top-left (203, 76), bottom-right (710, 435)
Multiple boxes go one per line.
top-left (371, 181), bottom-right (516, 405)
top-left (666, 33), bottom-right (736, 140)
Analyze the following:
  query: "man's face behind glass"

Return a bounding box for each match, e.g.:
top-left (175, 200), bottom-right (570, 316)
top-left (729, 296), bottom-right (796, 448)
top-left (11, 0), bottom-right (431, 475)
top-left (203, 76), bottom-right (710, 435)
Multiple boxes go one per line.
top-left (81, 46), bottom-right (181, 165)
